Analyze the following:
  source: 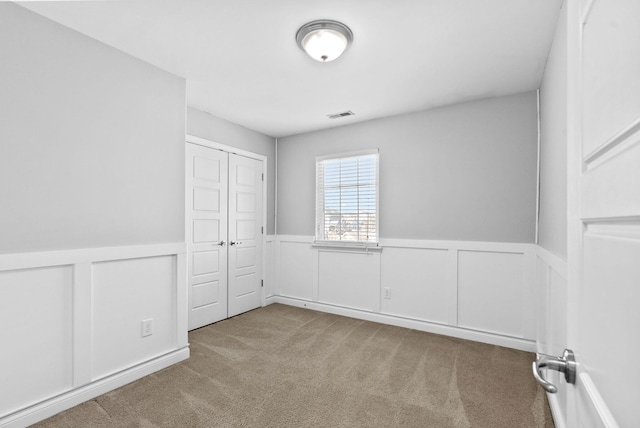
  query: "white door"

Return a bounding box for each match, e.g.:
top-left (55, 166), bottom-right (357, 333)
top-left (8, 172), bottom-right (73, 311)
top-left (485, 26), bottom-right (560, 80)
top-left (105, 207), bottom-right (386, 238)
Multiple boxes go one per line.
top-left (564, 0), bottom-right (640, 426)
top-left (186, 144), bottom-right (228, 330)
top-left (228, 153), bottom-right (263, 317)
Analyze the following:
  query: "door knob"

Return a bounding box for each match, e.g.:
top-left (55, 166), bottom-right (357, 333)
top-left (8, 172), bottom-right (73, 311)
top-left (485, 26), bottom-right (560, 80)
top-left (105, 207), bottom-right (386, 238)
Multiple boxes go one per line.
top-left (230, 241), bottom-right (242, 246)
top-left (217, 240), bottom-right (226, 246)
top-left (532, 349), bottom-right (576, 393)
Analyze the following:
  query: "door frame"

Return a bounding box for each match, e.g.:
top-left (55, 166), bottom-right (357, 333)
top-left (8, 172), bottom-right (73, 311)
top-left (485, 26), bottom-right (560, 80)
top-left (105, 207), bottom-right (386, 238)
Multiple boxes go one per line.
top-left (186, 134), bottom-right (268, 310)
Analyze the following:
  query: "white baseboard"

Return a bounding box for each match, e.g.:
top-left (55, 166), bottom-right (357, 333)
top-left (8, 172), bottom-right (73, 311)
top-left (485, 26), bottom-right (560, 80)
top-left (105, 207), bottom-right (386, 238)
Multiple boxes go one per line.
top-left (0, 347), bottom-right (189, 428)
top-left (273, 296), bottom-right (536, 352)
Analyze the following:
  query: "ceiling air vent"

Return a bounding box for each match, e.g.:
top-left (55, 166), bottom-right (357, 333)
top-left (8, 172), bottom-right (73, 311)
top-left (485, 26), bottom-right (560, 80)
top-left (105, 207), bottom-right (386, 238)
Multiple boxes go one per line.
top-left (327, 110), bottom-right (355, 119)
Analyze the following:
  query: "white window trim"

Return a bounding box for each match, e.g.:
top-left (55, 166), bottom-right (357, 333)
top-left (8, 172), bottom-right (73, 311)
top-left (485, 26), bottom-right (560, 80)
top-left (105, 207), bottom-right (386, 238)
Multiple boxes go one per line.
top-left (315, 148), bottom-right (379, 162)
top-left (315, 148), bottom-right (380, 245)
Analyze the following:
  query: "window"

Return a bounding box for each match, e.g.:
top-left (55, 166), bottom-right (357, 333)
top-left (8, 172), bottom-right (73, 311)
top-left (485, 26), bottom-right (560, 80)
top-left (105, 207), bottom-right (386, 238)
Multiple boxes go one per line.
top-left (316, 149), bottom-right (379, 244)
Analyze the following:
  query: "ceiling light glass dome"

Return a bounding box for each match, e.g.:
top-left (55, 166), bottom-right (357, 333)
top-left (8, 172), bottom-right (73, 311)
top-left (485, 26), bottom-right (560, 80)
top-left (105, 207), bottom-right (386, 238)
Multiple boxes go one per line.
top-left (296, 20), bottom-right (353, 62)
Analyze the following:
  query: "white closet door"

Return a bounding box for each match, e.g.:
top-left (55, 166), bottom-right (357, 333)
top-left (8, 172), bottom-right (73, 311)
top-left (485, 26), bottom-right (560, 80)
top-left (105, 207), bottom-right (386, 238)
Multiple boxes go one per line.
top-left (186, 144), bottom-right (228, 330)
top-left (228, 153), bottom-right (263, 317)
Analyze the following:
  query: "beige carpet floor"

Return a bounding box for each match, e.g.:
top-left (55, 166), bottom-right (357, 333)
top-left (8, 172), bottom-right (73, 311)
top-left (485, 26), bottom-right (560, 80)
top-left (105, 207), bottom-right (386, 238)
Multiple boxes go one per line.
top-left (34, 304), bottom-right (554, 427)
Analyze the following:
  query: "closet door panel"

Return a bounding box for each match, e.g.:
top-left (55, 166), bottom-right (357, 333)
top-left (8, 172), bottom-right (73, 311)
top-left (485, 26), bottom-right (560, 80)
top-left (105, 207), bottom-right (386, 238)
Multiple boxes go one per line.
top-left (186, 144), bottom-right (228, 330)
top-left (228, 153), bottom-right (263, 317)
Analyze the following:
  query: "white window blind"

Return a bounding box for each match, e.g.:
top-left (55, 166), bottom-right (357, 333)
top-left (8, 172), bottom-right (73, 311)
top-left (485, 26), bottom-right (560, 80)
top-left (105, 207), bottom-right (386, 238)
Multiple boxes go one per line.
top-left (316, 150), bottom-right (379, 243)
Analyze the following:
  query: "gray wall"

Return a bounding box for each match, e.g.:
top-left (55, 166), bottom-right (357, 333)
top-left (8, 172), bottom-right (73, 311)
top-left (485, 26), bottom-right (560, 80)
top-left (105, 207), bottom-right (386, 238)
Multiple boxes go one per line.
top-left (0, 4), bottom-right (186, 254)
top-left (187, 107), bottom-right (276, 234)
top-left (538, 1), bottom-right (568, 259)
top-left (277, 92), bottom-right (539, 243)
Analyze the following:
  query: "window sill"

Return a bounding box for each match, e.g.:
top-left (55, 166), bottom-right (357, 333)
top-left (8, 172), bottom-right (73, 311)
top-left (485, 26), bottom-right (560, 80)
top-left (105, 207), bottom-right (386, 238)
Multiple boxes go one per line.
top-left (311, 242), bottom-right (383, 252)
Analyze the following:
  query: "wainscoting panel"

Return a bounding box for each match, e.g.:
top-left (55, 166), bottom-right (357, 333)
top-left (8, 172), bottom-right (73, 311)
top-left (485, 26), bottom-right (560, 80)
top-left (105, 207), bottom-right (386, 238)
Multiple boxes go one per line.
top-left (535, 246), bottom-right (568, 428)
top-left (318, 250), bottom-right (380, 311)
top-left (0, 243), bottom-right (188, 428)
top-left (272, 236), bottom-right (537, 351)
top-left (380, 247), bottom-right (449, 324)
top-left (92, 256), bottom-right (177, 380)
top-left (277, 236), bottom-right (314, 300)
top-left (0, 266), bottom-right (74, 417)
top-left (264, 236), bottom-right (276, 298)
top-left (458, 250), bottom-right (526, 338)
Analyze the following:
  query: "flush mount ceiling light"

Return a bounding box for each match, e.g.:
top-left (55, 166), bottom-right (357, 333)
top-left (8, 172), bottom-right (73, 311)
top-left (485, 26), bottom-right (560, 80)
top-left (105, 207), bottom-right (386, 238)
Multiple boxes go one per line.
top-left (296, 19), bottom-right (353, 62)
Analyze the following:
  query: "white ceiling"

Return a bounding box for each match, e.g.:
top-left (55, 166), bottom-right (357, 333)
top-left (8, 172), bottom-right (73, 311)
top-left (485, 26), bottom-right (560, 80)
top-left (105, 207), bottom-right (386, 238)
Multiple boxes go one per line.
top-left (18, 0), bottom-right (562, 138)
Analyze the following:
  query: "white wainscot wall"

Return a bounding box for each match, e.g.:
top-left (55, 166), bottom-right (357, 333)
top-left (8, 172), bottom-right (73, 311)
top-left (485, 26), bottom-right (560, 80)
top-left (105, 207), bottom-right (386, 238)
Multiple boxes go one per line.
top-left (535, 246), bottom-right (568, 428)
top-left (270, 236), bottom-right (537, 351)
top-left (0, 244), bottom-right (188, 428)
top-left (264, 236), bottom-right (276, 299)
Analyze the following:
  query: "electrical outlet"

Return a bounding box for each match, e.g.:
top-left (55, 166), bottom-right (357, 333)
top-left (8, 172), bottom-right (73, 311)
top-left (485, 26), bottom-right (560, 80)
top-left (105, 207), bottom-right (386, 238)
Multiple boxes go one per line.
top-left (141, 319), bottom-right (153, 337)
top-left (383, 287), bottom-right (391, 299)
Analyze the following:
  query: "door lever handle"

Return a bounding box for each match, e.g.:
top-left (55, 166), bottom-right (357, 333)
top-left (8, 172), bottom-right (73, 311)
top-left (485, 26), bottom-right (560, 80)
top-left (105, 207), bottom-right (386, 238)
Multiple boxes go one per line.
top-left (217, 240), bottom-right (226, 246)
top-left (230, 241), bottom-right (242, 246)
top-left (532, 349), bottom-right (576, 393)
